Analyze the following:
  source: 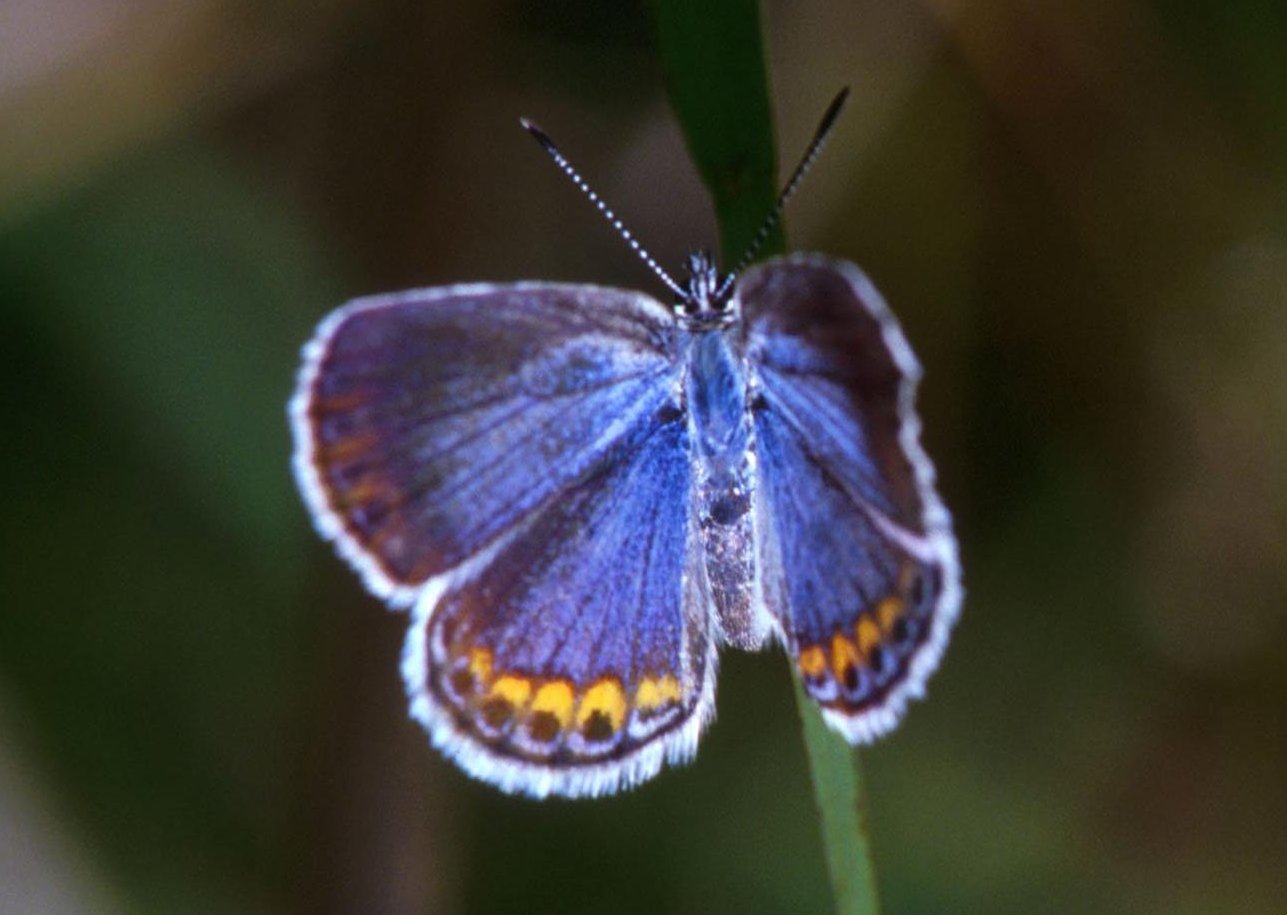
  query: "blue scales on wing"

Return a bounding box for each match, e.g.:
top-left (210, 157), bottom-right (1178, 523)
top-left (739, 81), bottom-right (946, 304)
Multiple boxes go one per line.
top-left (405, 415), bottom-right (714, 797)
top-left (738, 256), bottom-right (961, 743)
top-left (293, 283), bottom-right (715, 796)
top-left (294, 284), bottom-right (681, 602)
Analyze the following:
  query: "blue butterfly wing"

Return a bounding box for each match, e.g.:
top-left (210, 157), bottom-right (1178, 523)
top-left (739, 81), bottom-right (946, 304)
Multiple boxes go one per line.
top-left (739, 256), bottom-right (962, 742)
top-left (291, 283), bottom-right (680, 604)
top-left (292, 284), bottom-right (714, 796)
top-left (403, 414), bottom-right (715, 797)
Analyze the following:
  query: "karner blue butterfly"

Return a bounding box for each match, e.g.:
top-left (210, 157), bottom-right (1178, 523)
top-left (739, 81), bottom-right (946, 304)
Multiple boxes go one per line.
top-left (290, 89), bottom-right (961, 798)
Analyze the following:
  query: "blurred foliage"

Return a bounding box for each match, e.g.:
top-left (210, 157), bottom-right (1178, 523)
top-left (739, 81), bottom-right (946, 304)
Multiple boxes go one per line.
top-left (2, 1), bottom-right (1286, 913)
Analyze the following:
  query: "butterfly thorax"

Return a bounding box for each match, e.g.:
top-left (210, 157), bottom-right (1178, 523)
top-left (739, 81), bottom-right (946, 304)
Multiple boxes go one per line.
top-left (685, 331), bottom-right (748, 466)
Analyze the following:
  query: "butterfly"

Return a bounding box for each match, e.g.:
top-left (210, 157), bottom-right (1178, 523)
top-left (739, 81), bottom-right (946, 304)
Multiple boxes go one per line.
top-left (289, 89), bottom-right (961, 798)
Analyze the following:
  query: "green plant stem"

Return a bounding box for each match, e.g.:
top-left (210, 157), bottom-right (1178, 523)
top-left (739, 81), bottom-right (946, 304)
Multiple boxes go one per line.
top-left (793, 677), bottom-right (883, 914)
top-left (650, 1), bottom-right (882, 912)
top-left (651, 0), bottom-right (782, 265)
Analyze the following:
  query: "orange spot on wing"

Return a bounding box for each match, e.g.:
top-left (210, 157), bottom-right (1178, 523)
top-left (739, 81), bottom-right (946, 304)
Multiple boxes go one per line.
top-left (856, 617), bottom-right (882, 657)
top-left (468, 648), bottom-right (494, 685)
top-left (577, 678), bottom-right (627, 732)
top-left (318, 431), bottom-right (377, 462)
top-left (337, 476), bottom-right (386, 508)
top-left (531, 680), bottom-right (576, 729)
top-left (314, 390), bottom-right (371, 413)
top-left (831, 633), bottom-right (862, 682)
top-left (488, 675), bottom-right (532, 709)
top-left (635, 675), bottom-right (682, 711)
top-left (876, 596), bottom-right (903, 633)
top-left (798, 645), bottom-right (828, 679)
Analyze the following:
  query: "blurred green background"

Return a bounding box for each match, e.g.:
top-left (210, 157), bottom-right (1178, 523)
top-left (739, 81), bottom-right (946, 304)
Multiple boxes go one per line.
top-left (2, 1), bottom-right (1286, 912)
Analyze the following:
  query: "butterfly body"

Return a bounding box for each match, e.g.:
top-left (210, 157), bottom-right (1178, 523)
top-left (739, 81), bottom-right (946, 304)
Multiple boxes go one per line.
top-left (292, 252), bottom-right (960, 798)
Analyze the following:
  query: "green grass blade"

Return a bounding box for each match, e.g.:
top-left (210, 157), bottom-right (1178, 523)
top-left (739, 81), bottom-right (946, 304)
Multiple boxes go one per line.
top-left (651, 0), bottom-right (783, 265)
top-left (793, 677), bottom-right (883, 914)
top-left (650, 1), bottom-right (882, 912)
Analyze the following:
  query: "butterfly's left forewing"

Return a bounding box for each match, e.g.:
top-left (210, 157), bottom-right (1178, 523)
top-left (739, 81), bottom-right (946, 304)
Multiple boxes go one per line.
top-left (739, 256), bottom-right (962, 742)
top-left (291, 284), bottom-right (681, 605)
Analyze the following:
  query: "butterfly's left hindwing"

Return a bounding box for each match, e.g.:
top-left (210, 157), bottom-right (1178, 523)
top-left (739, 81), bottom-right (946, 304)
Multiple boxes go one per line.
top-left (403, 414), bottom-right (716, 798)
top-left (738, 256), bottom-right (962, 743)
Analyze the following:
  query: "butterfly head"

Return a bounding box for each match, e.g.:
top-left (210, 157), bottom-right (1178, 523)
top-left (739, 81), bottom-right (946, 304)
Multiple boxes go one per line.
top-left (675, 249), bottom-right (737, 329)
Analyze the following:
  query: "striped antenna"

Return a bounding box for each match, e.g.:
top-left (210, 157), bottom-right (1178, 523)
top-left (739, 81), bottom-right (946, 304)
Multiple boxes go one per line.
top-left (520, 118), bottom-right (685, 299)
top-left (717, 86), bottom-right (851, 297)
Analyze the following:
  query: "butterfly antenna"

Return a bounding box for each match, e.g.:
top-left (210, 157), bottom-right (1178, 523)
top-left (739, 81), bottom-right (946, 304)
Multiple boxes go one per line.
top-left (520, 118), bottom-right (686, 299)
top-left (717, 87), bottom-right (851, 297)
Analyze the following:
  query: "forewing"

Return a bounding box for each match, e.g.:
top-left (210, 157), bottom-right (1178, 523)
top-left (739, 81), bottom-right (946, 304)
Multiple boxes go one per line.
top-left (290, 283), bottom-right (678, 605)
top-left (402, 416), bottom-right (715, 798)
top-left (740, 255), bottom-right (962, 743)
